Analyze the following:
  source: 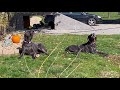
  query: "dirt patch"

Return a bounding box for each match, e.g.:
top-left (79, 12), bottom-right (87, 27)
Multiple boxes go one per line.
top-left (0, 33), bottom-right (24, 55)
top-left (0, 43), bottom-right (22, 55)
top-left (100, 71), bottom-right (120, 78)
top-left (106, 55), bottom-right (120, 66)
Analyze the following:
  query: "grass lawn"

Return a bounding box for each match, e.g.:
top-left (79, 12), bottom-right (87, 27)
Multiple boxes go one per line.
top-left (88, 12), bottom-right (120, 20)
top-left (0, 34), bottom-right (120, 78)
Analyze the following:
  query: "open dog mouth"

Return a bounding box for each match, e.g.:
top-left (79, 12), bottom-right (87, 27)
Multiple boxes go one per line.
top-left (93, 37), bottom-right (97, 42)
top-left (88, 33), bottom-right (97, 42)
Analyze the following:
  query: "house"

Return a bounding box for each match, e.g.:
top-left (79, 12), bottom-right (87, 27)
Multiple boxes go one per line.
top-left (8, 12), bottom-right (93, 31)
top-left (9, 12), bottom-right (54, 30)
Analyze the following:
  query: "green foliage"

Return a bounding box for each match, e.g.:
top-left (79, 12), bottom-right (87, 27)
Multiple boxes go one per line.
top-left (88, 12), bottom-right (120, 20)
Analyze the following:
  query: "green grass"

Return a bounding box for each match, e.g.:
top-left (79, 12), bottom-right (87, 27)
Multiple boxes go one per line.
top-left (0, 34), bottom-right (120, 78)
top-left (88, 12), bottom-right (120, 20)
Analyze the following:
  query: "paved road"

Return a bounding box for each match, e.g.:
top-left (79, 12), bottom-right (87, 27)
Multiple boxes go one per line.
top-left (41, 24), bottom-right (120, 35)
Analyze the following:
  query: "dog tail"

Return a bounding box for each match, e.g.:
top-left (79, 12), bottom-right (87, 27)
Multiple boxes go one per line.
top-left (65, 47), bottom-right (69, 52)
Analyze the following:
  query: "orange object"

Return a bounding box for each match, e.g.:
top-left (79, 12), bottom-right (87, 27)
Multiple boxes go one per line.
top-left (12, 34), bottom-right (20, 43)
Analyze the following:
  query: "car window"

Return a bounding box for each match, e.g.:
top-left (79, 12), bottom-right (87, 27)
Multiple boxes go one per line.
top-left (61, 12), bottom-right (85, 15)
top-left (60, 12), bottom-right (72, 15)
top-left (81, 12), bottom-right (87, 15)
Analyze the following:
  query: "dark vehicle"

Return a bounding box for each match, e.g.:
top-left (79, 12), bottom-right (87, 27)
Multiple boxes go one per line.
top-left (60, 12), bottom-right (102, 26)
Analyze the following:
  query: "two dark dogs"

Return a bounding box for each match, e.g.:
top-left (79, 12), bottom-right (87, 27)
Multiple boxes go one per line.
top-left (18, 32), bottom-right (108, 59)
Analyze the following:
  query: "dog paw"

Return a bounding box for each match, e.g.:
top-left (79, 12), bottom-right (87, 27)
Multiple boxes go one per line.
top-left (32, 56), bottom-right (36, 59)
top-left (36, 54), bottom-right (40, 57)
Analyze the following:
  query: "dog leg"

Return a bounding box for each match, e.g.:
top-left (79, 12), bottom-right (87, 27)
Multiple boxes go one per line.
top-left (18, 48), bottom-right (25, 59)
top-left (31, 54), bottom-right (36, 59)
top-left (29, 51), bottom-right (37, 59)
top-left (96, 51), bottom-right (109, 57)
top-left (41, 48), bottom-right (49, 55)
top-left (64, 50), bottom-right (68, 57)
top-left (31, 45), bottom-right (37, 59)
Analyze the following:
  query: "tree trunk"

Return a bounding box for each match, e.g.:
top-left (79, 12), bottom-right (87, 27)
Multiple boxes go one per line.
top-left (7, 12), bottom-right (10, 21)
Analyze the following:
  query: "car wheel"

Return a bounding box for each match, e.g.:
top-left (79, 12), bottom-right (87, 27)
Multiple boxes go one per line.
top-left (87, 18), bottom-right (96, 26)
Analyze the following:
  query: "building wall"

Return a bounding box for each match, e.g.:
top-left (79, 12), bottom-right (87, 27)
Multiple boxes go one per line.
top-left (16, 15), bottom-right (24, 30)
top-left (30, 16), bottom-right (42, 27)
top-left (9, 12), bottom-right (54, 30)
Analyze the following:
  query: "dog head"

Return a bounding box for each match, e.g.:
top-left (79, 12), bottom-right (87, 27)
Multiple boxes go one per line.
top-left (24, 30), bottom-right (35, 42)
top-left (29, 30), bottom-right (35, 36)
top-left (87, 33), bottom-right (97, 42)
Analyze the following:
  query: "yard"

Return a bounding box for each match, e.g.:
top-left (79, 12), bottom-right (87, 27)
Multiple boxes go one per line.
top-left (0, 33), bottom-right (120, 78)
top-left (88, 12), bottom-right (120, 20)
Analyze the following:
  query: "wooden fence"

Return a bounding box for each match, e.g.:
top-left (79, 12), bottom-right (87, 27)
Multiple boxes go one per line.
top-left (0, 24), bottom-right (6, 35)
top-left (0, 24), bottom-right (16, 35)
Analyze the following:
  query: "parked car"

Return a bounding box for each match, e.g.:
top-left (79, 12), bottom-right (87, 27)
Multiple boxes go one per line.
top-left (60, 12), bottom-right (102, 26)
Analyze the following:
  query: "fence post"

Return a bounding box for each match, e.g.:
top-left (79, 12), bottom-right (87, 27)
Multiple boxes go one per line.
top-left (3, 25), bottom-right (6, 35)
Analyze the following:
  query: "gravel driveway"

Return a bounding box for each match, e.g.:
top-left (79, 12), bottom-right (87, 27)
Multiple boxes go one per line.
top-left (41, 24), bottom-right (120, 35)
top-left (41, 13), bottom-right (120, 35)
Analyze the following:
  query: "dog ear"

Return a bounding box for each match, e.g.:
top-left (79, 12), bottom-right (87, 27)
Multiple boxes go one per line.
top-left (87, 34), bottom-right (91, 40)
top-left (30, 30), bottom-right (35, 35)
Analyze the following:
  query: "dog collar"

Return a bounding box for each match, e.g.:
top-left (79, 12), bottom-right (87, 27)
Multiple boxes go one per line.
top-left (29, 41), bottom-right (32, 43)
top-left (24, 41), bottom-right (32, 43)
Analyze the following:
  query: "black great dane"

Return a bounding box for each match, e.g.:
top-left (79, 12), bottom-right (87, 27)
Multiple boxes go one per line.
top-left (65, 33), bottom-right (108, 57)
top-left (18, 30), bottom-right (48, 59)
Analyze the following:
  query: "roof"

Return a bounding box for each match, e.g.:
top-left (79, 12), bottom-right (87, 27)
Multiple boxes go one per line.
top-left (15, 12), bottom-right (56, 16)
